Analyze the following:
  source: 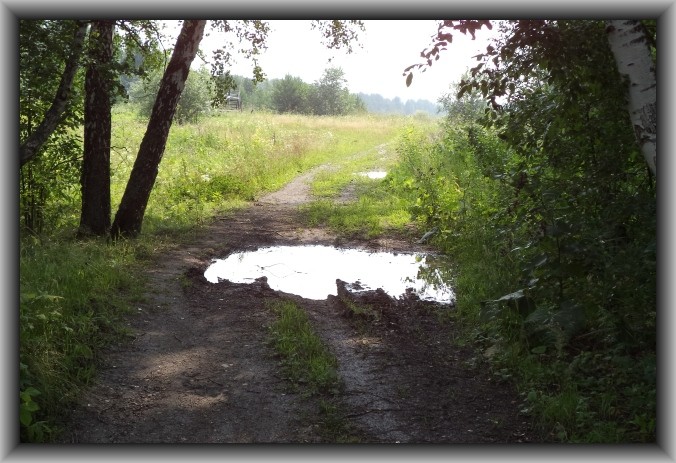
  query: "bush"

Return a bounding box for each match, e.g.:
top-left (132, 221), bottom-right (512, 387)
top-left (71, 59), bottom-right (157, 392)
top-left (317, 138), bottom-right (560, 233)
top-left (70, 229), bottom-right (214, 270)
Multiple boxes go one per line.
top-left (390, 106), bottom-right (656, 442)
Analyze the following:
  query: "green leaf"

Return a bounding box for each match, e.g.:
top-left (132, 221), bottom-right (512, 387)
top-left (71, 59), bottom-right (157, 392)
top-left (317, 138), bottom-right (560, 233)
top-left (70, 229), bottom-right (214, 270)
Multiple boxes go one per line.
top-left (23, 401), bottom-right (39, 412)
top-left (531, 254), bottom-right (548, 268)
top-left (531, 345), bottom-right (547, 354)
top-left (21, 387), bottom-right (41, 399)
top-left (20, 407), bottom-right (33, 427)
top-left (73, 344), bottom-right (93, 359)
top-left (496, 289), bottom-right (525, 302)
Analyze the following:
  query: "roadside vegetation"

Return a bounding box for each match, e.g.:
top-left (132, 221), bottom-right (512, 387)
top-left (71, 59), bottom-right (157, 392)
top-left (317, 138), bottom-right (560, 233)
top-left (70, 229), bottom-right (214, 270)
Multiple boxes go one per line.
top-left (385, 21), bottom-right (656, 443)
top-left (298, 20), bottom-right (657, 444)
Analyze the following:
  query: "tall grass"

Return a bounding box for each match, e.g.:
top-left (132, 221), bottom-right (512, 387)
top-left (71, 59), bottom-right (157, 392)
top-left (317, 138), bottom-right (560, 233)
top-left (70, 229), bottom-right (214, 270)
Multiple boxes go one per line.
top-left (111, 106), bottom-right (412, 235)
top-left (299, 121), bottom-right (437, 239)
top-left (19, 236), bottom-right (144, 441)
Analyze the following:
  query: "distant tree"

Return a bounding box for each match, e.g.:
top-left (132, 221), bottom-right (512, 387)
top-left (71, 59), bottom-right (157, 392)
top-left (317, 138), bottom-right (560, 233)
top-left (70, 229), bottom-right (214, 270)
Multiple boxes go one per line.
top-left (356, 92), bottom-right (439, 115)
top-left (344, 93), bottom-right (367, 114)
top-left (130, 66), bottom-right (214, 124)
top-left (272, 74), bottom-right (310, 113)
top-left (438, 72), bottom-right (486, 123)
top-left (311, 67), bottom-right (350, 115)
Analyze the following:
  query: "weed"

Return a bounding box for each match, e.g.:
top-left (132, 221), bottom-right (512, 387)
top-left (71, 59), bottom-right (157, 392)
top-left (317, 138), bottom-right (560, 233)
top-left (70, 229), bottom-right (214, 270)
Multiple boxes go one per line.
top-left (267, 299), bottom-right (339, 395)
top-left (390, 118), bottom-right (656, 443)
top-left (317, 399), bottom-right (363, 443)
top-left (19, 236), bottom-right (143, 441)
top-left (342, 299), bottom-right (379, 321)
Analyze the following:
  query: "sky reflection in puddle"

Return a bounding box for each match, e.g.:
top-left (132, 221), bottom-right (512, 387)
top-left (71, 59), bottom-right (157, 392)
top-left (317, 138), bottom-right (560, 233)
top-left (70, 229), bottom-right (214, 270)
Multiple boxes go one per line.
top-left (204, 245), bottom-right (454, 304)
top-left (359, 171), bottom-right (387, 179)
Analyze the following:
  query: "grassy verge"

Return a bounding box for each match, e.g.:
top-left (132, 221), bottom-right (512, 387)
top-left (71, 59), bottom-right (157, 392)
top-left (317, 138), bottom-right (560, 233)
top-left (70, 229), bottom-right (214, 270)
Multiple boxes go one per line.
top-left (266, 299), bottom-right (360, 442)
top-left (295, 119), bottom-right (656, 443)
top-left (299, 127), bottom-right (436, 239)
top-left (19, 235), bottom-right (148, 441)
top-left (385, 123), bottom-right (656, 443)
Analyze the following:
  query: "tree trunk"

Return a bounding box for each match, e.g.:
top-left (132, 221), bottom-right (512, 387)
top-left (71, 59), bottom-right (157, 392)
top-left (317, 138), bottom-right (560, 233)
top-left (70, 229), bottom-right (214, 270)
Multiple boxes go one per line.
top-left (78, 20), bottom-right (114, 237)
top-left (110, 20), bottom-right (206, 238)
top-left (19, 20), bottom-right (89, 168)
top-left (606, 20), bottom-right (657, 176)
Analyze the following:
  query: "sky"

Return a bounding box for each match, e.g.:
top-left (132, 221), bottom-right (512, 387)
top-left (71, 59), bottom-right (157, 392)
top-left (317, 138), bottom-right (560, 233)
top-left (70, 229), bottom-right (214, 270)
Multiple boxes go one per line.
top-left (168, 20), bottom-right (496, 104)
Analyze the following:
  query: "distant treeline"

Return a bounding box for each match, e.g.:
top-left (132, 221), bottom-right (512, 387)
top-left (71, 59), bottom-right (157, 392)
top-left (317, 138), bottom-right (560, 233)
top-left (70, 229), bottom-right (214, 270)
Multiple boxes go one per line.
top-left (228, 70), bottom-right (441, 116)
top-left (125, 66), bottom-right (442, 119)
top-left (356, 92), bottom-right (441, 116)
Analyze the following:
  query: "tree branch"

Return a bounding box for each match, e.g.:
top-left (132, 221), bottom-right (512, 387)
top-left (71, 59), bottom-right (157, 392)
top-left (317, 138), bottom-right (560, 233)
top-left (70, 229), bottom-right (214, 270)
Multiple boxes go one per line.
top-left (19, 20), bottom-right (89, 168)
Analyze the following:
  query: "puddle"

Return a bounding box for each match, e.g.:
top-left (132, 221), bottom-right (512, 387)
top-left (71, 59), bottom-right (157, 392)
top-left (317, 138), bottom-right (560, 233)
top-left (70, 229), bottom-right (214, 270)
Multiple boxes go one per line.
top-left (204, 245), bottom-right (454, 304)
top-left (359, 171), bottom-right (387, 179)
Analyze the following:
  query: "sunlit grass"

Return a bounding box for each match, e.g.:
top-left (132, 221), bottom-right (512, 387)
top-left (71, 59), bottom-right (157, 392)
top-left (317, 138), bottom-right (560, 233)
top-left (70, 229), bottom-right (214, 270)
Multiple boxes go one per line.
top-left (19, 235), bottom-right (146, 441)
top-left (299, 134), bottom-right (427, 239)
top-left (266, 298), bottom-right (364, 442)
top-left (110, 106), bottom-right (418, 236)
top-left (267, 299), bottom-right (339, 395)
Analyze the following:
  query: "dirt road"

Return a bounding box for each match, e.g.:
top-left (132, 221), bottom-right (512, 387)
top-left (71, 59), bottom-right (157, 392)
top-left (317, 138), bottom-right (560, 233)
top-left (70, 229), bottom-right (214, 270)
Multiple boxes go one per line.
top-left (62, 162), bottom-right (535, 443)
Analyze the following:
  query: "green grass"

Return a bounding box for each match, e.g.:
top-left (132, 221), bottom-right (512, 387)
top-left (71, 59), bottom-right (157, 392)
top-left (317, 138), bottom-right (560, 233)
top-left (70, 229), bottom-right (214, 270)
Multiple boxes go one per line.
top-left (111, 106), bottom-right (416, 236)
top-left (19, 235), bottom-right (146, 441)
top-left (267, 299), bottom-right (339, 395)
top-left (266, 298), bottom-right (363, 442)
top-left (386, 122), bottom-right (656, 444)
top-left (299, 136), bottom-right (429, 239)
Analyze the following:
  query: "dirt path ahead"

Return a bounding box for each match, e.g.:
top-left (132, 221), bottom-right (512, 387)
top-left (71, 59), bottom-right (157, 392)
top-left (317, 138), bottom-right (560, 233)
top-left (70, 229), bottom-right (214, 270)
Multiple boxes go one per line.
top-left (62, 161), bottom-right (535, 443)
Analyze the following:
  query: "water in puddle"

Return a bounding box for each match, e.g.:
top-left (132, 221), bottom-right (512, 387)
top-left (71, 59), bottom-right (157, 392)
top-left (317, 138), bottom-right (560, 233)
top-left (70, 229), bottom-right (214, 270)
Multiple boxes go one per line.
top-left (359, 171), bottom-right (387, 179)
top-left (204, 245), bottom-right (454, 304)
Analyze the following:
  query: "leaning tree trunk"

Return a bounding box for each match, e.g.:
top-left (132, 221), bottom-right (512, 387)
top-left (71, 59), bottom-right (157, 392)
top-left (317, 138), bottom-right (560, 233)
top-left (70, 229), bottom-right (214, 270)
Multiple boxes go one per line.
top-left (606, 19), bottom-right (657, 177)
top-left (19, 20), bottom-right (89, 168)
top-left (78, 20), bottom-right (114, 237)
top-left (110, 20), bottom-right (206, 238)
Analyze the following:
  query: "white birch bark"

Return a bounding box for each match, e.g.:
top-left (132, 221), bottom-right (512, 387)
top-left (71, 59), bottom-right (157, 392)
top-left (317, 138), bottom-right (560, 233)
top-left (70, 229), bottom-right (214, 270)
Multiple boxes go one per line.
top-left (606, 19), bottom-right (657, 176)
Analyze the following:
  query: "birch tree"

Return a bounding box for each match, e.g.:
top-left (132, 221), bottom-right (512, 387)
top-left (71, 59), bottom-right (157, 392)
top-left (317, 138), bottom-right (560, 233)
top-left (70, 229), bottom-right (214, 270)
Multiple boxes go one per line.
top-left (605, 20), bottom-right (657, 176)
top-left (111, 20), bottom-right (207, 238)
top-left (78, 20), bottom-right (114, 236)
